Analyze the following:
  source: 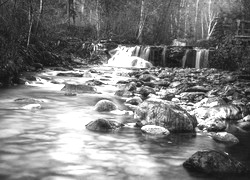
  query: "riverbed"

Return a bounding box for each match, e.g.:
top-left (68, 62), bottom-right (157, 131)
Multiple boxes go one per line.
top-left (0, 66), bottom-right (250, 180)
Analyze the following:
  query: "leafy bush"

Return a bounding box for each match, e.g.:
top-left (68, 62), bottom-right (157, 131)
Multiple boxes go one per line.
top-left (209, 35), bottom-right (250, 71)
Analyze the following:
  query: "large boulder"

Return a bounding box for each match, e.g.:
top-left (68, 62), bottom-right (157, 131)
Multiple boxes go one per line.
top-left (86, 119), bottom-right (123, 132)
top-left (134, 99), bottom-right (197, 133)
top-left (94, 99), bottom-right (118, 112)
top-left (211, 132), bottom-right (239, 144)
top-left (61, 83), bottom-right (97, 94)
top-left (183, 150), bottom-right (248, 175)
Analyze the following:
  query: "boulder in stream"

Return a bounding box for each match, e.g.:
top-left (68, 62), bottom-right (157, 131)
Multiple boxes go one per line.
top-left (94, 99), bottom-right (118, 112)
top-left (210, 132), bottom-right (239, 144)
top-left (134, 99), bottom-right (197, 133)
top-left (141, 125), bottom-right (170, 136)
top-left (61, 83), bottom-right (97, 94)
top-left (86, 118), bottom-right (123, 132)
top-left (183, 150), bottom-right (248, 175)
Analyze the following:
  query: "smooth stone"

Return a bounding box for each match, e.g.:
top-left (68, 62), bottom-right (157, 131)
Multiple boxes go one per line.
top-left (211, 132), bottom-right (239, 144)
top-left (85, 119), bottom-right (123, 132)
top-left (94, 99), bottom-right (118, 112)
top-left (141, 125), bottom-right (170, 136)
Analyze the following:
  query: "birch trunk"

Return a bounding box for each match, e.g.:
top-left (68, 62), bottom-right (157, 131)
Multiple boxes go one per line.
top-left (35, 0), bottom-right (43, 35)
top-left (27, 0), bottom-right (33, 47)
top-left (137, 0), bottom-right (146, 44)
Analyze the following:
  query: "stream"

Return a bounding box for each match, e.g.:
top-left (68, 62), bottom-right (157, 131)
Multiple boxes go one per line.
top-left (0, 66), bottom-right (250, 180)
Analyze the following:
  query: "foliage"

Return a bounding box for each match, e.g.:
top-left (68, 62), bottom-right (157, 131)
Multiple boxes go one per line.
top-left (209, 34), bottom-right (250, 71)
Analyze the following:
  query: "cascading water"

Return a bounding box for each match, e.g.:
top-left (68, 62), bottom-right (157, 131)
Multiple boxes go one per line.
top-left (182, 48), bottom-right (210, 68)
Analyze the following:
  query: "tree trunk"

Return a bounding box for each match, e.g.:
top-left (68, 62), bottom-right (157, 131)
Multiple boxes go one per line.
top-left (27, 0), bottom-right (33, 47)
top-left (137, 0), bottom-right (146, 44)
top-left (67, 0), bottom-right (71, 26)
top-left (35, 0), bottom-right (43, 35)
top-left (96, 0), bottom-right (100, 39)
top-left (194, 0), bottom-right (200, 39)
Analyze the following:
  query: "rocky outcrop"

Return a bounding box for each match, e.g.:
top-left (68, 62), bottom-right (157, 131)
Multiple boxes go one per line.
top-left (94, 99), bottom-right (118, 112)
top-left (134, 99), bottom-right (197, 133)
top-left (183, 150), bottom-right (248, 175)
top-left (86, 119), bottom-right (123, 132)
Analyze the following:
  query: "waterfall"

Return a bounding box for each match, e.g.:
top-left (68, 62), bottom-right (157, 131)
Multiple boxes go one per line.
top-left (195, 49), bottom-right (210, 68)
top-left (182, 49), bottom-right (196, 68)
top-left (162, 46), bottom-right (167, 67)
top-left (195, 49), bottom-right (202, 68)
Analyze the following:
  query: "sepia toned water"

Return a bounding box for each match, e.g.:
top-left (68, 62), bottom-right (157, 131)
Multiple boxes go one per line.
top-left (0, 67), bottom-right (250, 180)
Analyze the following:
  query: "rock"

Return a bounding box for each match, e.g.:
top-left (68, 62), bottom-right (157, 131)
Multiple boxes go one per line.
top-left (138, 86), bottom-right (155, 97)
top-left (85, 79), bottom-right (105, 86)
top-left (139, 74), bottom-right (157, 82)
top-left (20, 104), bottom-right (42, 110)
top-left (124, 82), bottom-right (137, 91)
top-left (185, 85), bottom-right (210, 93)
top-left (125, 96), bottom-right (143, 105)
top-left (61, 83), bottom-right (96, 94)
top-left (211, 132), bottom-right (239, 144)
top-left (195, 105), bottom-right (244, 121)
top-left (86, 119), bottom-right (123, 132)
top-left (57, 72), bottom-right (83, 77)
top-left (183, 150), bottom-right (248, 175)
top-left (64, 92), bottom-right (77, 96)
top-left (236, 121), bottom-right (250, 131)
top-left (15, 98), bottom-right (44, 103)
top-left (194, 97), bottom-right (227, 108)
top-left (134, 99), bottom-right (197, 133)
top-left (33, 63), bottom-right (43, 70)
top-left (114, 90), bottom-right (133, 97)
top-left (141, 125), bottom-right (170, 136)
top-left (94, 100), bottom-right (118, 112)
top-left (198, 118), bottom-right (226, 132)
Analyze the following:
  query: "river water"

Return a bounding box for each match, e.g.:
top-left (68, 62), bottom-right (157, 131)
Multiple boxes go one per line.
top-left (0, 67), bottom-right (250, 180)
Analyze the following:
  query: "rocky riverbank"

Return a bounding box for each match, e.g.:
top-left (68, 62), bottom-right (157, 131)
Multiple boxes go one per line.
top-left (16, 64), bottom-right (250, 176)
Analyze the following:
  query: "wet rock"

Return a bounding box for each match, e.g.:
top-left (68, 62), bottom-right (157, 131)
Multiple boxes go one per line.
top-left (20, 104), bottom-right (42, 110)
top-left (14, 98), bottom-right (44, 103)
top-left (124, 82), bottom-right (137, 91)
top-left (57, 72), bottom-right (83, 77)
top-left (185, 85), bottom-right (210, 93)
top-left (211, 132), bottom-right (239, 144)
top-left (198, 118), bottom-right (226, 132)
top-left (141, 125), bottom-right (170, 135)
top-left (64, 92), bottom-right (77, 96)
top-left (85, 79), bottom-right (105, 86)
top-left (114, 90), bottom-right (133, 97)
top-left (61, 83), bottom-right (96, 94)
top-left (236, 121), bottom-right (250, 131)
top-left (94, 100), bottom-right (118, 112)
top-left (139, 74), bottom-right (157, 82)
top-left (86, 119), bottom-right (123, 132)
top-left (138, 86), bottom-right (155, 98)
top-left (33, 63), bottom-right (43, 70)
top-left (125, 96), bottom-right (143, 105)
top-left (194, 97), bottom-right (227, 108)
top-left (158, 70), bottom-right (174, 79)
top-left (134, 99), bottom-right (197, 133)
top-left (195, 105), bottom-right (244, 121)
top-left (183, 150), bottom-right (248, 175)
